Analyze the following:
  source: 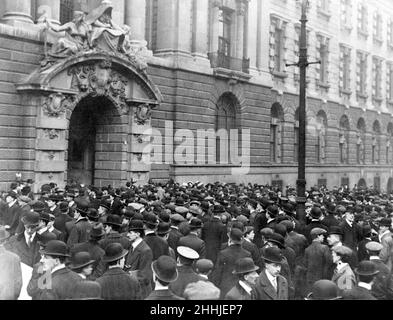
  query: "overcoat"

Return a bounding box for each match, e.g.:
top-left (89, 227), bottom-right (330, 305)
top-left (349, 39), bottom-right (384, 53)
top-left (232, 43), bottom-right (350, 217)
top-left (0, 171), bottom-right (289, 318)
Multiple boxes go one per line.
top-left (251, 269), bottom-right (288, 300)
top-left (201, 217), bottom-right (227, 264)
top-left (0, 246), bottom-right (22, 300)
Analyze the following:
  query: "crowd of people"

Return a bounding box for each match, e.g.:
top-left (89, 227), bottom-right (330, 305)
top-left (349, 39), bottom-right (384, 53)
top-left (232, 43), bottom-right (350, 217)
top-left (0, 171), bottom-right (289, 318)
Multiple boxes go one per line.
top-left (0, 179), bottom-right (393, 300)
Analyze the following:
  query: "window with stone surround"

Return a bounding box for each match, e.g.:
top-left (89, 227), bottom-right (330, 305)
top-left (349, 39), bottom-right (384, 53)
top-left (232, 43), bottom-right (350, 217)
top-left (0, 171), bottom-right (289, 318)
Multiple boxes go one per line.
top-left (372, 57), bottom-right (383, 105)
top-left (373, 11), bottom-right (383, 44)
top-left (269, 15), bottom-right (288, 77)
top-left (357, 3), bottom-right (368, 38)
top-left (339, 44), bottom-right (352, 94)
top-left (388, 123), bottom-right (393, 164)
top-left (271, 103), bottom-right (284, 164)
top-left (339, 115), bottom-right (350, 164)
top-left (316, 34), bottom-right (330, 88)
top-left (372, 120), bottom-right (381, 164)
top-left (388, 18), bottom-right (393, 49)
top-left (387, 62), bottom-right (393, 105)
top-left (316, 111), bottom-right (327, 164)
top-left (218, 7), bottom-right (232, 57)
top-left (146, 0), bottom-right (158, 52)
top-left (341, 0), bottom-right (352, 31)
top-left (356, 51), bottom-right (369, 100)
top-left (294, 25), bottom-right (310, 85)
top-left (318, 0), bottom-right (331, 19)
top-left (60, 0), bottom-right (74, 25)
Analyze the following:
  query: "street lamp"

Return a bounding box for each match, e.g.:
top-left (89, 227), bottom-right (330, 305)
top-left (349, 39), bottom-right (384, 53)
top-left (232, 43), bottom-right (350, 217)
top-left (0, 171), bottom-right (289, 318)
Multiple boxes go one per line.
top-left (286, 0), bottom-right (320, 225)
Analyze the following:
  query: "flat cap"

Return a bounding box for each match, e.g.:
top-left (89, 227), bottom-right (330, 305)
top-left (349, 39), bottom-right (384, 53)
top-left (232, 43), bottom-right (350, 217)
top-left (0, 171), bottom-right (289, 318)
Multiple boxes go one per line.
top-left (170, 213), bottom-right (186, 222)
top-left (365, 241), bottom-right (383, 252)
top-left (311, 228), bottom-right (327, 237)
top-left (195, 259), bottom-right (214, 273)
top-left (175, 206), bottom-right (189, 215)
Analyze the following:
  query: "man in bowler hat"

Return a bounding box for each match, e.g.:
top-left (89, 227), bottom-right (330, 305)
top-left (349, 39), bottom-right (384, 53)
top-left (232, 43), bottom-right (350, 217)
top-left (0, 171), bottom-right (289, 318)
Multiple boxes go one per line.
top-left (178, 218), bottom-right (206, 259)
top-left (67, 200), bottom-right (92, 248)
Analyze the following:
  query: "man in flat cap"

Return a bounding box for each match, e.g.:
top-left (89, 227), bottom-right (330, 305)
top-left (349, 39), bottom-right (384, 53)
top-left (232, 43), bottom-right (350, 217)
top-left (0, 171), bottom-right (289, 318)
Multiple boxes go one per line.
top-left (378, 218), bottom-right (393, 270)
top-left (167, 213), bottom-right (185, 252)
top-left (211, 228), bottom-right (252, 299)
top-left (304, 207), bottom-right (328, 244)
top-left (184, 280), bottom-right (220, 300)
top-left (302, 228), bottom-right (332, 296)
top-left (169, 246), bottom-right (202, 298)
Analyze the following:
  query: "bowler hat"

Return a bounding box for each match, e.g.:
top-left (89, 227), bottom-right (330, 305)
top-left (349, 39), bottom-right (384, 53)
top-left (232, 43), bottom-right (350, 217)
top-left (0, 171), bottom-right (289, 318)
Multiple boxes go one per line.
top-left (379, 218), bottom-right (392, 227)
top-left (151, 255), bottom-right (178, 283)
top-left (229, 228), bottom-right (243, 244)
top-left (195, 259), bottom-right (214, 274)
top-left (99, 199), bottom-right (111, 210)
top-left (213, 205), bottom-right (225, 214)
top-left (102, 243), bottom-right (128, 263)
top-left (267, 205), bottom-right (279, 218)
top-left (40, 240), bottom-right (70, 257)
top-left (267, 233), bottom-right (286, 249)
top-left (177, 246), bottom-right (199, 260)
top-left (354, 261), bottom-right (379, 276)
top-left (262, 247), bottom-right (284, 264)
top-left (87, 208), bottom-right (99, 221)
top-left (233, 257), bottom-right (259, 275)
top-left (310, 207), bottom-right (322, 219)
top-left (104, 215), bottom-right (122, 227)
top-left (37, 232), bottom-right (57, 247)
top-left (0, 226), bottom-right (10, 242)
top-left (75, 199), bottom-right (89, 215)
top-left (30, 200), bottom-right (46, 213)
top-left (144, 213), bottom-right (159, 228)
top-left (327, 226), bottom-right (343, 236)
top-left (21, 211), bottom-right (40, 227)
top-left (69, 252), bottom-right (96, 270)
top-left (128, 219), bottom-right (144, 232)
top-left (90, 223), bottom-right (105, 239)
top-left (156, 222), bottom-right (171, 236)
top-left (306, 280), bottom-right (341, 300)
top-left (71, 281), bottom-right (102, 300)
top-left (59, 202), bottom-right (69, 213)
top-left (189, 218), bottom-right (202, 230)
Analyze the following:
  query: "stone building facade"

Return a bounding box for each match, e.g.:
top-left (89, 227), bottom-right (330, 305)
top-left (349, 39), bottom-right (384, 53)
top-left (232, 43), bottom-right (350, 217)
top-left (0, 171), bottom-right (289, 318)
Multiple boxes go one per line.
top-left (0, 0), bottom-right (393, 193)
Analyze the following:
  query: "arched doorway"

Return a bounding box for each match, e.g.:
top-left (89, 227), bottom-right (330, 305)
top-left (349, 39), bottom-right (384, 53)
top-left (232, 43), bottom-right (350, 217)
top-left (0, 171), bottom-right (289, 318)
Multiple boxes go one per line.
top-left (67, 96), bottom-right (121, 186)
top-left (388, 178), bottom-right (393, 194)
top-left (358, 178), bottom-right (367, 189)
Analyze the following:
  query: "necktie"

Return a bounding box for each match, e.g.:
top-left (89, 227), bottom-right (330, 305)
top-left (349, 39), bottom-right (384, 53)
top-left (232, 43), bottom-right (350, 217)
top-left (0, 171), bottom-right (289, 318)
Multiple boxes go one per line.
top-left (27, 235), bottom-right (32, 247)
top-left (271, 278), bottom-right (277, 291)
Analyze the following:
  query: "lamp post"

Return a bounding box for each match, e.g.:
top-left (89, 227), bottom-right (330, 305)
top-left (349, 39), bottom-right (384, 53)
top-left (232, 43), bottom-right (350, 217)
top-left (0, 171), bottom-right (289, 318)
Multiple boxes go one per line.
top-left (286, 0), bottom-right (320, 225)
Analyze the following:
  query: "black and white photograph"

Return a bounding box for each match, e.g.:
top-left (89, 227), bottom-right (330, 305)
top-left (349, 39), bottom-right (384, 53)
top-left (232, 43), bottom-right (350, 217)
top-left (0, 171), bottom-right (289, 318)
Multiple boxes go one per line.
top-left (0, 0), bottom-right (392, 305)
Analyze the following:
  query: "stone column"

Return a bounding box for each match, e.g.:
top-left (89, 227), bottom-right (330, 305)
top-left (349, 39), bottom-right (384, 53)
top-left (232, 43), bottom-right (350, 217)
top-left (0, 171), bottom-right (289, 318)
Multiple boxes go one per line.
top-left (155, 0), bottom-right (177, 54)
top-left (236, 1), bottom-right (246, 60)
top-left (192, 0), bottom-right (209, 58)
top-left (0, 0), bottom-right (34, 26)
top-left (209, 0), bottom-right (220, 53)
top-left (36, 0), bottom-right (60, 24)
top-left (125, 0), bottom-right (146, 46)
top-left (247, 0), bottom-right (258, 71)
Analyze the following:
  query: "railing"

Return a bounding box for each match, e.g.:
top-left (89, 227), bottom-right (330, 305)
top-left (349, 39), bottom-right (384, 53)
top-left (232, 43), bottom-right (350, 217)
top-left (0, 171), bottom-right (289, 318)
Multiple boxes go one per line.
top-left (208, 51), bottom-right (250, 74)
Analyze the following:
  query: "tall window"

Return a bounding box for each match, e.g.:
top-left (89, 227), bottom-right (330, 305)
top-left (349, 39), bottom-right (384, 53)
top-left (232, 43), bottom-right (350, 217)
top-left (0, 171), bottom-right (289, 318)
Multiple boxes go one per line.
top-left (387, 62), bottom-right (393, 102)
top-left (357, 118), bottom-right (366, 164)
top-left (216, 93), bottom-right (237, 164)
top-left (372, 57), bottom-right (383, 103)
top-left (316, 111), bottom-right (327, 163)
top-left (340, 45), bottom-right (352, 92)
top-left (146, 0), bottom-right (158, 52)
top-left (218, 8), bottom-right (232, 56)
top-left (271, 103), bottom-right (284, 163)
top-left (60, 0), bottom-right (74, 25)
top-left (388, 123), bottom-right (393, 164)
top-left (356, 51), bottom-right (368, 97)
top-left (269, 15), bottom-right (287, 74)
top-left (317, 35), bottom-right (330, 85)
top-left (358, 3), bottom-right (368, 36)
top-left (388, 18), bottom-right (393, 48)
top-left (339, 116), bottom-right (350, 164)
top-left (373, 11), bottom-right (383, 43)
top-left (319, 0), bottom-right (330, 12)
top-left (372, 121), bottom-right (381, 164)
top-left (341, 0), bottom-right (352, 30)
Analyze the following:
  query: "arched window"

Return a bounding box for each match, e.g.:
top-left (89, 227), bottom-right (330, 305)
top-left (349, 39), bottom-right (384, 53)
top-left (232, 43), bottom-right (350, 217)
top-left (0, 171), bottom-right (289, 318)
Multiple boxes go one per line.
top-left (60, 0), bottom-right (74, 25)
top-left (356, 118), bottom-right (366, 164)
top-left (388, 123), bottom-right (393, 164)
top-left (271, 103), bottom-right (284, 163)
top-left (339, 115), bottom-right (350, 164)
top-left (316, 111), bottom-right (327, 163)
top-left (372, 120), bottom-right (381, 164)
top-left (216, 93), bottom-right (237, 164)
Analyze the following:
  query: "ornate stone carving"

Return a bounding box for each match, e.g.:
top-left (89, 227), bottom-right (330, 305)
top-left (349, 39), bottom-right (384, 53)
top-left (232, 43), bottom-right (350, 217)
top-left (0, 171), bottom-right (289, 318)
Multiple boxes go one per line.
top-left (43, 93), bottom-right (67, 117)
top-left (136, 153), bottom-right (143, 162)
top-left (134, 104), bottom-right (152, 125)
top-left (48, 152), bottom-right (55, 160)
top-left (69, 63), bottom-right (130, 115)
top-left (44, 129), bottom-right (60, 140)
top-left (134, 134), bottom-right (144, 144)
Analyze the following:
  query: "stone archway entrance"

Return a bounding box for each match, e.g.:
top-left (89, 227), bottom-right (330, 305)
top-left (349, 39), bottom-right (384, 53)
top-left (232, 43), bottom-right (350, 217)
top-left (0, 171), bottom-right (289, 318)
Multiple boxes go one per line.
top-left (67, 96), bottom-right (121, 186)
top-left (358, 178), bottom-right (367, 189)
top-left (387, 178), bottom-right (393, 194)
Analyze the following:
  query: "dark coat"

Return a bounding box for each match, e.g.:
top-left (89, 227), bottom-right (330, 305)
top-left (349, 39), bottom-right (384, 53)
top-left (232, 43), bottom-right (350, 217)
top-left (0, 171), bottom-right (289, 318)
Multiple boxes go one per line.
top-left (5, 232), bottom-right (41, 267)
top-left (253, 212), bottom-right (267, 248)
top-left (178, 233), bottom-right (206, 259)
top-left (36, 267), bottom-right (82, 300)
top-left (303, 241), bottom-right (332, 292)
top-left (303, 221), bottom-right (328, 244)
top-left (54, 213), bottom-right (73, 242)
top-left (167, 227), bottom-right (183, 251)
top-left (2, 202), bottom-right (22, 235)
top-left (97, 267), bottom-right (141, 300)
top-left (357, 238), bottom-right (372, 262)
top-left (287, 231), bottom-right (308, 258)
top-left (144, 232), bottom-right (170, 261)
top-left (125, 240), bottom-right (153, 299)
top-left (99, 231), bottom-right (131, 251)
top-left (251, 269), bottom-right (288, 300)
top-left (0, 246), bottom-right (22, 300)
top-left (210, 243), bottom-right (251, 298)
top-left (321, 215), bottom-right (340, 230)
top-left (201, 217), bottom-right (227, 264)
top-left (169, 265), bottom-right (203, 298)
top-left (70, 240), bottom-right (105, 280)
top-left (339, 220), bottom-right (362, 252)
top-left (64, 219), bottom-right (76, 243)
top-left (282, 246), bottom-right (296, 277)
top-left (370, 258), bottom-right (393, 300)
top-left (342, 285), bottom-right (377, 300)
top-left (145, 289), bottom-right (184, 300)
top-left (225, 282), bottom-right (252, 300)
top-left (67, 217), bottom-right (92, 248)
top-left (27, 261), bottom-right (44, 300)
top-left (242, 239), bottom-right (262, 269)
